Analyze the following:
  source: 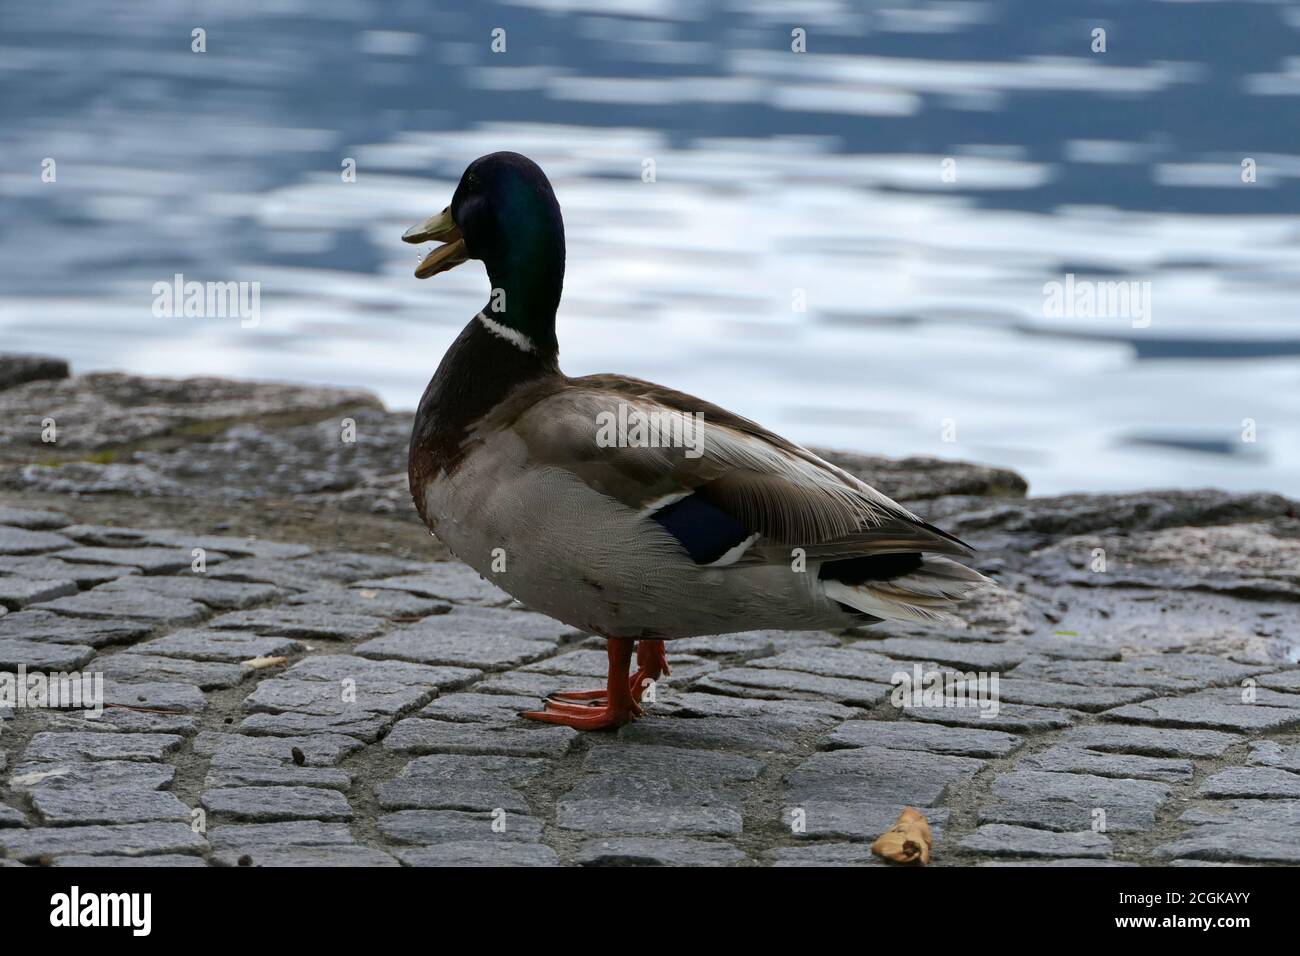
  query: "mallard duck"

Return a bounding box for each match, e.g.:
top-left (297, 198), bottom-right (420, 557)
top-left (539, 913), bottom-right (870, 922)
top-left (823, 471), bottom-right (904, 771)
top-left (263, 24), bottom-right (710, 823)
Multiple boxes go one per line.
top-left (404, 152), bottom-right (991, 730)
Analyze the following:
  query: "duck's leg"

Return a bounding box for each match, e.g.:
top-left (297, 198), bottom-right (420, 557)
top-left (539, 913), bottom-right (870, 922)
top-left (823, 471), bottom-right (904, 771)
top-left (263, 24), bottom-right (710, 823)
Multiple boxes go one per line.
top-left (629, 639), bottom-right (670, 702)
top-left (521, 637), bottom-right (641, 730)
top-left (546, 638), bottom-right (671, 706)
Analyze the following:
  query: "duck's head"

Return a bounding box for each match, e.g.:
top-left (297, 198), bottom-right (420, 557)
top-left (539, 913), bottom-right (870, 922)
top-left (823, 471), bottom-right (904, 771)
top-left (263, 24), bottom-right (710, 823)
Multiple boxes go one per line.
top-left (403, 152), bottom-right (565, 305)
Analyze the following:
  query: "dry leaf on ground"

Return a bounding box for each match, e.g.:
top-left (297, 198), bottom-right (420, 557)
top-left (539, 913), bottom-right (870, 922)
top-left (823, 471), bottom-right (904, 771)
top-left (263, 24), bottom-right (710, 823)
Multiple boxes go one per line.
top-left (871, 806), bottom-right (933, 865)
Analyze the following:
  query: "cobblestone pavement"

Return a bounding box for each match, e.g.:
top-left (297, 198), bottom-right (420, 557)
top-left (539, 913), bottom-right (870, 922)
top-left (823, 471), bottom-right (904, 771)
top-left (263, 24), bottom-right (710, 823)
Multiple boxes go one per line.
top-left (2, 503), bottom-right (1299, 867)
top-left (0, 361), bottom-right (1297, 866)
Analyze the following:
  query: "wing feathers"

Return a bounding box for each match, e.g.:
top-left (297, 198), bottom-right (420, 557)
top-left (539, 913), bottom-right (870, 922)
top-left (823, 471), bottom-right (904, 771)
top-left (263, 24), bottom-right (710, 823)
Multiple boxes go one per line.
top-left (513, 379), bottom-right (978, 572)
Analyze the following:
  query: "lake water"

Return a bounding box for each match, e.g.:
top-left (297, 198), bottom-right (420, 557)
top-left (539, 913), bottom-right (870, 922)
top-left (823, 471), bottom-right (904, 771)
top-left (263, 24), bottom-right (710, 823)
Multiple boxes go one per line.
top-left (2, 0), bottom-right (1297, 496)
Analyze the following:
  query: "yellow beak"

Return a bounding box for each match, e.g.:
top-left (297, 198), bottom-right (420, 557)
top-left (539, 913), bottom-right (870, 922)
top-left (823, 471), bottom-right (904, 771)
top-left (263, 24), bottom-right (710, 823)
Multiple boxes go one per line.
top-left (402, 207), bottom-right (469, 279)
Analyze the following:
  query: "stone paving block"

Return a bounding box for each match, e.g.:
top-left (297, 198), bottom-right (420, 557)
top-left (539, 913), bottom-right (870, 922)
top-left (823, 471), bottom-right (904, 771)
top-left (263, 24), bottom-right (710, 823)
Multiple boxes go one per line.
top-left (283, 654), bottom-right (477, 690)
top-left (0, 556), bottom-right (141, 589)
top-left (980, 770), bottom-right (1171, 833)
top-left (130, 628), bottom-right (305, 663)
top-left (357, 606), bottom-right (575, 669)
top-left (995, 678), bottom-right (1158, 712)
top-left (1165, 860), bottom-right (1249, 867)
top-left (786, 747), bottom-right (983, 807)
top-left (380, 752), bottom-right (532, 815)
top-left (1016, 633), bottom-right (1123, 661)
top-left (584, 743), bottom-right (762, 783)
top-left (103, 680), bottom-right (206, 713)
top-left (959, 823), bottom-right (1112, 859)
top-left (824, 720), bottom-right (1023, 758)
top-left (0, 608), bottom-right (151, 647)
top-left (208, 821), bottom-right (355, 849)
top-left (1016, 745), bottom-right (1193, 783)
top-left (0, 506), bottom-right (69, 529)
top-left (1103, 689), bottom-right (1300, 732)
top-left (1248, 740), bottom-right (1300, 772)
top-left (697, 667), bottom-right (888, 706)
top-left (378, 809), bottom-right (543, 845)
top-left (238, 711), bottom-right (394, 741)
top-left (1155, 800), bottom-right (1300, 864)
top-left (208, 607), bottom-right (387, 641)
top-left (52, 854), bottom-right (209, 867)
top-left (218, 845), bottom-right (399, 866)
top-left (557, 799), bottom-right (743, 837)
top-left (750, 646), bottom-right (913, 683)
top-left (242, 677), bottom-right (432, 717)
top-left (204, 765), bottom-right (353, 791)
top-left (474, 670), bottom-right (601, 698)
top-left (980, 858), bottom-right (1135, 867)
top-left (1198, 766), bottom-right (1300, 798)
top-left (1256, 671), bottom-right (1300, 693)
top-left (99, 575), bottom-right (286, 610)
top-left (867, 637), bottom-right (1025, 671)
top-left (561, 770), bottom-right (738, 808)
top-left (0, 637), bottom-right (94, 670)
top-left (1060, 725), bottom-right (1242, 758)
top-left (393, 753), bottom-right (548, 786)
top-left (397, 842), bottom-right (559, 866)
top-left (575, 837), bottom-right (747, 866)
top-left (288, 587), bottom-right (448, 620)
top-left (766, 842), bottom-right (889, 867)
top-left (98, 653), bottom-right (247, 690)
top-left (151, 534), bottom-right (311, 561)
top-left (22, 732), bottom-right (183, 763)
top-left (0, 577), bottom-right (78, 610)
top-left (651, 691), bottom-right (852, 725)
top-left (57, 526), bottom-right (311, 560)
top-left (1011, 654), bottom-right (1269, 692)
top-left (10, 760), bottom-right (175, 791)
top-left (57, 546), bottom-right (229, 574)
top-left (0, 526), bottom-right (75, 555)
top-left (31, 787), bottom-right (191, 826)
top-left (201, 786), bottom-right (353, 822)
top-left (614, 715), bottom-right (803, 753)
top-left (899, 703), bottom-right (1078, 733)
top-left (384, 718), bottom-right (578, 758)
top-left (39, 588), bottom-right (209, 625)
top-left (353, 564), bottom-right (513, 606)
top-left (1033, 524), bottom-right (1300, 597)
top-left (0, 805), bottom-right (27, 827)
top-left (194, 731), bottom-right (363, 767)
top-left (209, 551), bottom-right (414, 590)
top-left (69, 708), bottom-right (199, 736)
top-left (780, 801), bottom-right (950, 842)
top-left (378, 778), bottom-right (530, 814)
top-left (417, 692), bottom-right (539, 724)
top-left (0, 822), bottom-right (207, 861)
top-left (54, 525), bottom-right (177, 547)
top-left (555, 744), bottom-right (757, 838)
top-left (672, 629), bottom-right (838, 658)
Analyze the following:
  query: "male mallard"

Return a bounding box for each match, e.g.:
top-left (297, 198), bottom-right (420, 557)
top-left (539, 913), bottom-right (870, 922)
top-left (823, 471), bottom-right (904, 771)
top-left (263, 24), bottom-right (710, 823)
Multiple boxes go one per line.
top-left (404, 152), bottom-right (991, 730)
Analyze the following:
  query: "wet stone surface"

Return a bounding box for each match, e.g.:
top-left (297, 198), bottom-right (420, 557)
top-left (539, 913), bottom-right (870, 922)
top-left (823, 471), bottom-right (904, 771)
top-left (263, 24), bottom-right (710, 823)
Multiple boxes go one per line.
top-left (0, 366), bottom-right (1298, 866)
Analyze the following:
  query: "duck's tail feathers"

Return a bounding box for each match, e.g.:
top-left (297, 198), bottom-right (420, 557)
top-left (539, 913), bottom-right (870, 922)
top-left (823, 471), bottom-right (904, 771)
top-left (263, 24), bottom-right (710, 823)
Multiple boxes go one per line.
top-left (822, 556), bottom-right (994, 626)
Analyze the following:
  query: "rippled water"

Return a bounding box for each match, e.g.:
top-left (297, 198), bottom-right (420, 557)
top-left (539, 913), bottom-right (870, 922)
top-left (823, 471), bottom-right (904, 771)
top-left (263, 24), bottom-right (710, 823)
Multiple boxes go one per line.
top-left (2, 0), bottom-right (1297, 495)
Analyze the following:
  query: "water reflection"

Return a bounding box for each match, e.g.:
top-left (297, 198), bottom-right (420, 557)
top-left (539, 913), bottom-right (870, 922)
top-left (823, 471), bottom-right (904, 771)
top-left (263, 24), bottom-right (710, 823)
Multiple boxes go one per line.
top-left (1, 0), bottom-right (1297, 494)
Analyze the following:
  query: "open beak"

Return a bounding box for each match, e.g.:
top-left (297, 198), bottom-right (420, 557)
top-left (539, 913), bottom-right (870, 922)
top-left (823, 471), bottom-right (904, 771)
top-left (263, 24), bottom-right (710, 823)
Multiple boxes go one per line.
top-left (402, 206), bottom-right (468, 279)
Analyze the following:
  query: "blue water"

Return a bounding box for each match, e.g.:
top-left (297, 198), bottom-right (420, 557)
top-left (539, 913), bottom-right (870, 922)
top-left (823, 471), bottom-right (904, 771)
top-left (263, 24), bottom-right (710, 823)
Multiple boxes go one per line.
top-left (1, 0), bottom-right (1297, 495)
